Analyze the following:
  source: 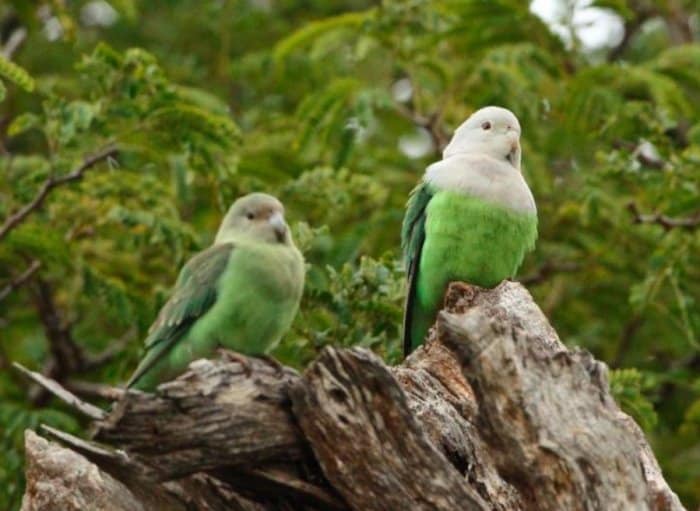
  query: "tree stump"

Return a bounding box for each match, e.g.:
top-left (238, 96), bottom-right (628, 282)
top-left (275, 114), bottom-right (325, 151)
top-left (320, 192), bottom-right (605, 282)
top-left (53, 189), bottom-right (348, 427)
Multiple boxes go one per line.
top-left (21, 281), bottom-right (685, 511)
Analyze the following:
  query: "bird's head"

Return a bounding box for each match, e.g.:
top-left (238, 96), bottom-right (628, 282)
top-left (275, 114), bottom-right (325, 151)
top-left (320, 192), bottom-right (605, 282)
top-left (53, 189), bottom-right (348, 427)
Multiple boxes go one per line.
top-left (216, 193), bottom-right (291, 245)
top-left (442, 106), bottom-right (521, 170)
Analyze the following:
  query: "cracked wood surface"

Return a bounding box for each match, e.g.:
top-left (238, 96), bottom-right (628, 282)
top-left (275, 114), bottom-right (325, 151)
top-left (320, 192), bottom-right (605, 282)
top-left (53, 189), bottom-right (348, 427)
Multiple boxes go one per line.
top-left (22, 281), bottom-right (684, 511)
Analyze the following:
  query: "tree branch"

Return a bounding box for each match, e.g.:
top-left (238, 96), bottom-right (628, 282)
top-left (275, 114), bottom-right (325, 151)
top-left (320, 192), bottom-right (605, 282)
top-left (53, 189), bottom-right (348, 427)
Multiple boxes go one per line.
top-left (607, 3), bottom-right (657, 62)
top-left (31, 279), bottom-right (85, 377)
top-left (627, 202), bottom-right (700, 231)
top-left (13, 362), bottom-right (106, 420)
top-left (1, 26), bottom-right (27, 59)
top-left (608, 18), bottom-right (644, 61)
top-left (518, 260), bottom-right (581, 286)
top-left (65, 380), bottom-right (126, 401)
top-left (612, 314), bottom-right (645, 368)
top-left (81, 327), bottom-right (136, 371)
top-left (28, 278), bottom-right (135, 405)
top-left (21, 282), bottom-right (685, 510)
top-left (0, 259), bottom-right (41, 302)
top-left (395, 104), bottom-right (449, 153)
top-left (0, 144), bottom-right (118, 242)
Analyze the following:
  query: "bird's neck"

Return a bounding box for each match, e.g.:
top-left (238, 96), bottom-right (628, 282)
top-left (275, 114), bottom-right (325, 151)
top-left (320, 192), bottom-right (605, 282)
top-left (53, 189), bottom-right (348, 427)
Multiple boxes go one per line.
top-left (425, 154), bottom-right (536, 214)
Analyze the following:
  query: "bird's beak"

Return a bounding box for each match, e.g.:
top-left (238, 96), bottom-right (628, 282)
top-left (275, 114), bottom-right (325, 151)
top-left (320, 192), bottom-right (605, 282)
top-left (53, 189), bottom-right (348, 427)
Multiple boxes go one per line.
top-left (507, 141), bottom-right (521, 169)
top-left (268, 211), bottom-right (288, 242)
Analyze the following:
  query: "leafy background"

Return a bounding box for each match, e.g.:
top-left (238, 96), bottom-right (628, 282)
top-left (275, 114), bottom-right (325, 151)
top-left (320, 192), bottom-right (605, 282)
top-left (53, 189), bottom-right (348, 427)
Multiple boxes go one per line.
top-left (0, 0), bottom-right (699, 508)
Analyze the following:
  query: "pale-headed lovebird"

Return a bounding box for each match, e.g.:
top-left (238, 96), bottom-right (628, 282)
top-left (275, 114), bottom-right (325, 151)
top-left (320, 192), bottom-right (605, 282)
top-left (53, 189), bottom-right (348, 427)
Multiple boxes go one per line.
top-left (127, 193), bottom-right (305, 390)
top-left (401, 106), bottom-right (537, 355)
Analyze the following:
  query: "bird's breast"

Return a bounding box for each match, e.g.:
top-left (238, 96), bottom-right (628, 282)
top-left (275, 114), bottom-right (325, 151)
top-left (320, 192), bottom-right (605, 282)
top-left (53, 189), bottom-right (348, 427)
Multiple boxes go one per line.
top-left (420, 191), bottom-right (537, 290)
top-left (425, 154), bottom-right (536, 214)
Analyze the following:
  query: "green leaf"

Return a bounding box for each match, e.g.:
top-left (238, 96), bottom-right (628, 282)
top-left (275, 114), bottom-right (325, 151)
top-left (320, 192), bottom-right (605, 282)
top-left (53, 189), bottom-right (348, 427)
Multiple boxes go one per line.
top-left (609, 368), bottom-right (658, 431)
top-left (7, 113), bottom-right (40, 137)
top-left (0, 54), bottom-right (35, 92)
top-left (274, 10), bottom-right (374, 66)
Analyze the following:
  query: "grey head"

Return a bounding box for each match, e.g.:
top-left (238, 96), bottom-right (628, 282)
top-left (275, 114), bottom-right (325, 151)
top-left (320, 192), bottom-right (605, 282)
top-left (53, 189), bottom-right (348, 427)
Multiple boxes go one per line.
top-left (442, 106), bottom-right (522, 169)
top-left (215, 192), bottom-right (291, 245)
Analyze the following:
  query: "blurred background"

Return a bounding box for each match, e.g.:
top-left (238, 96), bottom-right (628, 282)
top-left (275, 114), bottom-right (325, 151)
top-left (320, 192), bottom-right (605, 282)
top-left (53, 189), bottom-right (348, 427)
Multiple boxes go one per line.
top-left (0, 0), bottom-right (698, 508)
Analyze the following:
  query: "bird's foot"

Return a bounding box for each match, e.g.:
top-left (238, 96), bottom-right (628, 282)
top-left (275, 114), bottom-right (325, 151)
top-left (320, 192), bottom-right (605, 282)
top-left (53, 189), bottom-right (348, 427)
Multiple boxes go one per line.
top-left (216, 348), bottom-right (253, 377)
top-left (253, 354), bottom-right (286, 377)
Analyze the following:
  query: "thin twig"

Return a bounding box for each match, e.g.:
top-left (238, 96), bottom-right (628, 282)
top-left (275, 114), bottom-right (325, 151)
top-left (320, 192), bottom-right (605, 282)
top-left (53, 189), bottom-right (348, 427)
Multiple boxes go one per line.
top-left (0, 259), bottom-right (41, 302)
top-left (82, 327), bottom-right (137, 371)
top-left (607, 5), bottom-right (656, 62)
top-left (627, 202), bottom-right (700, 231)
top-left (1, 27), bottom-right (28, 59)
top-left (65, 380), bottom-right (125, 401)
top-left (40, 424), bottom-right (138, 472)
top-left (608, 19), bottom-right (642, 62)
top-left (13, 362), bottom-right (106, 420)
top-left (395, 104), bottom-right (449, 153)
top-left (612, 315), bottom-right (645, 368)
top-left (0, 144), bottom-right (118, 242)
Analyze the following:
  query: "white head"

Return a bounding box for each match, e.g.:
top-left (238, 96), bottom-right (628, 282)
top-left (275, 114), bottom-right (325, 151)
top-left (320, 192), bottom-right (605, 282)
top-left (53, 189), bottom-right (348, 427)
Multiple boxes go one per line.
top-left (215, 193), bottom-right (291, 245)
top-left (442, 106), bottom-right (521, 169)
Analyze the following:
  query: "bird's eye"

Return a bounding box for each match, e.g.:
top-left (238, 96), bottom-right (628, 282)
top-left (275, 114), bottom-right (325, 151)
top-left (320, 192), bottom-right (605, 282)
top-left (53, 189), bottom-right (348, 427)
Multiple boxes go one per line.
top-left (246, 212), bottom-right (255, 220)
top-left (481, 121), bottom-right (492, 130)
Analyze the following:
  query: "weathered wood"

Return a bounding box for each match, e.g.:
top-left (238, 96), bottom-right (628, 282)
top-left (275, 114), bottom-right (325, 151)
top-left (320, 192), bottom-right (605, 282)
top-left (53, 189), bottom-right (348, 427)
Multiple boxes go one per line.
top-left (22, 281), bottom-right (685, 511)
top-left (435, 281), bottom-right (684, 511)
top-left (290, 346), bottom-right (489, 511)
top-left (13, 362), bottom-right (106, 420)
top-left (21, 430), bottom-right (184, 511)
top-left (211, 466), bottom-right (347, 510)
top-left (394, 341), bottom-right (525, 510)
top-left (28, 429), bottom-right (290, 511)
top-left (94, 356), bottom-right (306, 479)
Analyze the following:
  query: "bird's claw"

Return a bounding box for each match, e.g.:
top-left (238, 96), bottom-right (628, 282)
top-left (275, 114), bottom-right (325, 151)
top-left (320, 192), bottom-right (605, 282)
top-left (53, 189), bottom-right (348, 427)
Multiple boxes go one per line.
top-left (254, 354), bottom-right (286, 377)
top-left (216, 348), bottom-right (253, 377)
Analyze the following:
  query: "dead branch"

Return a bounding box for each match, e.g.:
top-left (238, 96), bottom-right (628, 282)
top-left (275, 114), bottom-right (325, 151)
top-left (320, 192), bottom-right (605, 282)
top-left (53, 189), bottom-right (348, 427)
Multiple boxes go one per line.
top-left (518, 259), bottom-right (580, 285)
top-left (64, 380), bottom-right (126, 401)
top-left (291, 347), bottom-right (488, 510)
top-left (30, 278), bottom-right (86, 402)
top-left (81, 327), bottom-right (136, 371)
top-left (26, 278), bottom-right (132, 404)
top-left (627, 202), bottom-right (700, 231)
top-left (13, 363), bottom-right (106, 420)
top-left (1, 26), bottom-right (27, 59)
top-left (21, 281), bottom-right (685, 511)
top-left (0, 259), bottom-right (41, 302)
top-left (395, 103), bottom-right (449, 152)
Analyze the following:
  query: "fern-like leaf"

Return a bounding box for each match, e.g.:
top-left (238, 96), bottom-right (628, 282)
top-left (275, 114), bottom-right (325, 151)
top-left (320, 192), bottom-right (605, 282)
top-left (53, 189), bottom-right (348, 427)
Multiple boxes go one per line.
top-left (0, 55), bottom-right (35, 92)
top-left (609, 368), bottom-right (658, 431)
top-left (274, 10), bottom-right (374, 65)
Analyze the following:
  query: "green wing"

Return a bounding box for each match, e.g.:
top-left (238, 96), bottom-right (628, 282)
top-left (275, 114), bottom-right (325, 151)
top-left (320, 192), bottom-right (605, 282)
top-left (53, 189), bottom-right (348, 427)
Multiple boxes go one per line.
top-left (126, 242), bottom-right (234, 388)
top-left (401, 182), bottom-right (433, 356)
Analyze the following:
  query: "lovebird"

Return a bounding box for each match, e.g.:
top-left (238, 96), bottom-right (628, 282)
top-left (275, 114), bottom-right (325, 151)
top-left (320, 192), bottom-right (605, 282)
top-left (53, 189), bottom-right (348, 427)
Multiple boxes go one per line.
top-left (127, 193), bottom-right (305, 390)
top-left (401, 106), bottom-right (537, 355)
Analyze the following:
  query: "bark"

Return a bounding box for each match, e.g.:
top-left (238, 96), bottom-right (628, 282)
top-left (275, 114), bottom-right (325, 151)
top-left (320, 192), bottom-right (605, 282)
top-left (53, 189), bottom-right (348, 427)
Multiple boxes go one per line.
top-left (21, 281), bottom-right (685, 511)
top-left (21, 430), bottom-right (185, 511)
top-left (93, 356), bottom-right (306, 479)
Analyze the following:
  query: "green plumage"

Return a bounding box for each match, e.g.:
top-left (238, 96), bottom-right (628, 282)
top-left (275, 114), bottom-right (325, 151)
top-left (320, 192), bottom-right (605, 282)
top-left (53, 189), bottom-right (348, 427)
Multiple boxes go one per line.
top-left (128, 236), bottom-right (304, 390)
top-left (402, 183), bottom-right (537, 354)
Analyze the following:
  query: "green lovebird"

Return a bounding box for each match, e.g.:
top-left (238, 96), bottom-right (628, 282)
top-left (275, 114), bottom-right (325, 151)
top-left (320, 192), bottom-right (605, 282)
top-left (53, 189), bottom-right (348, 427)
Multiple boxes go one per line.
top-left (401, 106), bottom-right (537, 355)
top-left (127, 193), bottom-right (305, 390)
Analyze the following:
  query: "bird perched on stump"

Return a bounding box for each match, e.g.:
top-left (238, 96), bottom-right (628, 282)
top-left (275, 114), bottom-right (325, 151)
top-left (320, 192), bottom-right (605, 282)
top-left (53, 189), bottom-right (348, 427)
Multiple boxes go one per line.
top-left (401, 106), bottom-right (537, 355)
top-left (127, 193), bottom-right (305, 390)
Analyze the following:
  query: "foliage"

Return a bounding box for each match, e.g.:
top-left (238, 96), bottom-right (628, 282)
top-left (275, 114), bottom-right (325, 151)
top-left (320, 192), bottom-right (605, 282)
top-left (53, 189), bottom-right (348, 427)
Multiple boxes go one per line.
top-left (0, 0), bottom-right (699, 508)
top-left (609, 368), bottom-right (658, 431)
